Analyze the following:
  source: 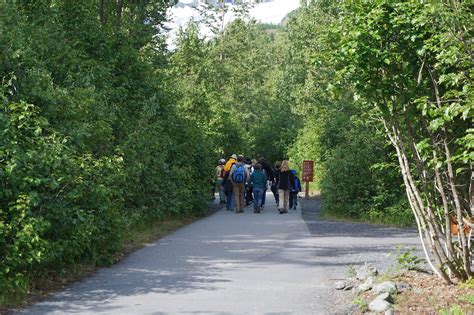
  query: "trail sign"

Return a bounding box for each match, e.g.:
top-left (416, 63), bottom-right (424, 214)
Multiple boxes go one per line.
top-left (302, 160), bottom-right (314, 182)
top-left (302, 160), bottom-right (314, 198)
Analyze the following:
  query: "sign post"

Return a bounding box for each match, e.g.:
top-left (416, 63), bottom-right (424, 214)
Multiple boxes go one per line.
top-left (302, 160), bottom-right (314, 198)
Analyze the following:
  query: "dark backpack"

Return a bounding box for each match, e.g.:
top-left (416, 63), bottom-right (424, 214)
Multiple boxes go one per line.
top-left (232, 164), bottom-right (246, 183)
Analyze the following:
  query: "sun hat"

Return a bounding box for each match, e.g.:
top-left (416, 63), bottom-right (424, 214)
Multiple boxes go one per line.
top-left (231, 154), bottom-right (237, 159)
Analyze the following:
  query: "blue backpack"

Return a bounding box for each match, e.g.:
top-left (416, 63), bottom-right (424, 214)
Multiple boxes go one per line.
top-left (232, 164), bottom-right (246, 183)
top-left (291, 176), bottom-right (301, 192)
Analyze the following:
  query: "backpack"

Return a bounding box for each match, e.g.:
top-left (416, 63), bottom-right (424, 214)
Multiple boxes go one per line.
top-left (232, 164), bottom-right (246, 183)
top-left (292, 176), bottom-right (301, 192)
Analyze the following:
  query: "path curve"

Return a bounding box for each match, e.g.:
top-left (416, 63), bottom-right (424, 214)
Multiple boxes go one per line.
top-left (19, 194), bottom-right (420, 314)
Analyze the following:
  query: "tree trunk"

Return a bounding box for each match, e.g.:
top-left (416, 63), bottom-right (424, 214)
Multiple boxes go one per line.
top-left (99, 0), bottom-right (107, 26)
top-left (382, 118), bottom-right (452, 282)
top-left (443, 135), bottom-right (472, 277)
top-left (116, 0), bottom-right (123, 32)
top-left (426, 64), bottom-right (472, 278)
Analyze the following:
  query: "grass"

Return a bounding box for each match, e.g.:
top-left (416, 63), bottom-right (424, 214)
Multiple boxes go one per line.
top-left (120, 216), bottom-right (200, 258)
top-left (320, 208), bottom-right (415, 228)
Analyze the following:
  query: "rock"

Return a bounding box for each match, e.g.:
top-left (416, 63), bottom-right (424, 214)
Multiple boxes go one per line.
top-left (334, 281), bottom-right (347, 290)
top-left (356, 264), bottom-right (378, 280)
top-left (369, 299), bottom-right (392, 312)
top-left (374, 281), bottom-right (398, 294)
top-left (375, 292), bottom-right (394, 304)
top-left (358, 276), bottom-right (375, 292)
top-left (413, 288), bottom-right (422, 294)
top-left (395, 282), bottom-right (411, 292)
top-left (343, 282), bottom-right (354, 291)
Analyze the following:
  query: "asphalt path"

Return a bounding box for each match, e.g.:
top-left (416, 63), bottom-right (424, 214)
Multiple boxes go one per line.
top-left (19, 194), bottom-right (420, 315)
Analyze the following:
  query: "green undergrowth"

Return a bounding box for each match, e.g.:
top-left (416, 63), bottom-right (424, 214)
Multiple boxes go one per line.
top-left (321, 206), bottom-right (415, 228)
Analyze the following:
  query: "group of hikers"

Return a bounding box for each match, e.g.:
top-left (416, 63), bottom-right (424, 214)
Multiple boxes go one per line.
top-left (215, 154), bottom-right (302, 214)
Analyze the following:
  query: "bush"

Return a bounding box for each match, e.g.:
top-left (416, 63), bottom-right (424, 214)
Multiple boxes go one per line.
top-left (0, 102), bottom-right (124, 302)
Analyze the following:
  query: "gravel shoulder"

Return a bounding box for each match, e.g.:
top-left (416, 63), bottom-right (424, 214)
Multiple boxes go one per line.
top-left (299, 196), bottom-right (421, 313)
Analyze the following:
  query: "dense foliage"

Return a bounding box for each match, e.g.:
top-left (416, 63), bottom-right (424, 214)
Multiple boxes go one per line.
top-left (0, 0), bottom-right (212, 303)
top-left (286, 1), bottom-right (473, 281)
top-left (335, 1), bottom-right (473, 282)
top-left (1, 0), bottom-right (472, 302)
top-left (283, 3), bottom-right (411, 225)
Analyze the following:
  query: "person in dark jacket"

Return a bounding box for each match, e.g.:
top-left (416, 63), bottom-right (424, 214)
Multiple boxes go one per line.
top-left (259, 157), bottom-right (273, 208)
top-left (289, 169), bottom-right (302, 210)
top-left (276, 160), bottom-right (294, 214)
top-left (271, 161), bottom-right (281, 205)
top-left (223, 162), bottom-right (235, 211)
top-left (244, 157), bottom-right (254, 206)
top-left (248, 163), bottom-right (267, 213)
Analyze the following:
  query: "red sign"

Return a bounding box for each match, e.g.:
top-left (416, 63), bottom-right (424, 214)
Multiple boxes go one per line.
top-left (302, 160), bottom-right (314, 182)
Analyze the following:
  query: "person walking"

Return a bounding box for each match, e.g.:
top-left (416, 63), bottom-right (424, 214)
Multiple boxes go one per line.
top-left (223, 163), bottom-right (235, 211)
top-left (258, 157), bottom-right (274, 208)
top-left (224, 154), bottom-right (237, 172)
top-left (229, 156), bottom-right (249, 213)
top-left (271, 161), bottom-right (281, 205)
top-left (276, 160), bottom-right (294, 214)
top-left (215, 159), bottom-right (226, 204)
top-left (289, 169), bottom-right (301, 210)
top-left (248, 162), bottom-right (267, 213)
top-left (244, 157), bottom-right (254, 206)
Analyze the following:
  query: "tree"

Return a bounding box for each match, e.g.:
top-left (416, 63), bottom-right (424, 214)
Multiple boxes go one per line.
top-left (337, 1), bottom-right (473, 282)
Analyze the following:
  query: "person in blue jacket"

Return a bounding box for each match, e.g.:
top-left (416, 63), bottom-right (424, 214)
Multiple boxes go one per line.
top-left (289, 169), bottom-right (301, 210)
top-left (248, 163), bottom-right (267, 213)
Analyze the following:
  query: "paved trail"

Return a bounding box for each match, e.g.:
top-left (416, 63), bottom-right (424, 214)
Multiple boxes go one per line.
top-left (20, 194), bottom-right (420, 315)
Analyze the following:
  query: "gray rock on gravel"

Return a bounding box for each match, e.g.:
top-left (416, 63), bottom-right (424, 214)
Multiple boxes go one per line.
top-left (334, 280), bottom-right (353, 291)
top-left (356, 264), bottom-right (378, 280)
top-left (369, 298), bottom-right (392, 312)
top-left (374, 281), bottom-right (398, 294)
top-left (358, 276), bottom-right (375, 292)
top-left (334, 281), bottom-right (347, 290)
top-left (375, 292), bottom-right (394, 304)
top-left (343, 282), bottom-right (354, 291)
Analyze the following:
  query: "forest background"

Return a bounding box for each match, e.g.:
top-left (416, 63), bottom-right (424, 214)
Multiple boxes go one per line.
top-left (0, 0), bottom-right (472, 304)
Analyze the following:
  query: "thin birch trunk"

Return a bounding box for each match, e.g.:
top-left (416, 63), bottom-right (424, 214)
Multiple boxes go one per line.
top-left (382, 118), bottom-right (451, 282)
top-left (427, 64), bottom-right (471, 278)
top-left (432, 148), bottom-right (455, 255)
top-left (116, 0), bottom-right (123, 32)
top-left (99, 0), bottom-right (107, 26)
top-left (443, 135), bottom-right (472, 277)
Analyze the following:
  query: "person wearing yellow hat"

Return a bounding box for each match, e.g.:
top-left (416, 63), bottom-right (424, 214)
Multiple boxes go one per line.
top-left (223, 154), bottom-right (237, 172)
